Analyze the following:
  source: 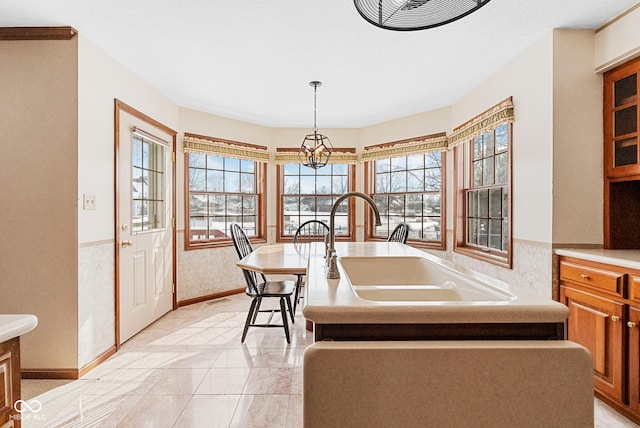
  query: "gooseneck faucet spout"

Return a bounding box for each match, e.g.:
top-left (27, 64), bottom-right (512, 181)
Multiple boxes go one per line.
top-left (326, 192), bottom-right (382, 279)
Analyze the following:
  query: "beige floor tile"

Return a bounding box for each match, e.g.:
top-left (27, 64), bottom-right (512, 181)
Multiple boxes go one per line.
top-left (242, 368), bottom-right (293, 395)
top-left (229, 395), bottom-right (290, 428)
top-left (173, 394), bottom-right (241, 427)
top-left (195, 368), bottom-right (252, 395)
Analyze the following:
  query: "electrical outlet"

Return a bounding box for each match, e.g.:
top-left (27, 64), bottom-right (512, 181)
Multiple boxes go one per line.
top-left (83, 194), bottom-right (96, 210)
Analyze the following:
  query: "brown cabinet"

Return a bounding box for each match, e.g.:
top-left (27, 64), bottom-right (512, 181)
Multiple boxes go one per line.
top-left (605, 56), bottom-right (640, 179)
top-left (0, 337), bottom-right (20, 428)
top-left (604, 57), bottom-right (640, 249)
top-left (560, 256), bottom-right (640, 424)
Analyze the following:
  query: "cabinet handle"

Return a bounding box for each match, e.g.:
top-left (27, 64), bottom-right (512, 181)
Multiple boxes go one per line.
top-left (628, 321), bottom-right (637, 328)
top-left (579, 274), bottom-right (589, 280)
top-left (611, 315), bottom-right (620, 322)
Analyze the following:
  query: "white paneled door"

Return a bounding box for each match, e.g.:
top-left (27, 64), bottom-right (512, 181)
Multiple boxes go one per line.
top-left (117, 103), bottom-right (175, 344)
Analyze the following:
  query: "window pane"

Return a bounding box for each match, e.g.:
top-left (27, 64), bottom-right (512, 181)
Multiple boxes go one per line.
top-left (243, 196), bottom-right (256, 216)
top-left (468, 219), bottom-right (478, 244)
top-left (209, 194), bottom-right (225, 216)
top-left (407, 154), bottom-right (424, 169)
top-left (478, 219), bottom-right (489, 247)
top-left (496, 152), bottom-right (508, 184)
top-left (473, 136), bottom-right (483, 160)
top-left (284, 196), bottom-right (299, 214)
top-left (207, 170), bottom-right (223, 192)
top-left (376, 160), bottom-right (390, 173)
top-left (389, 195), bottom-right (405, 217)
top-left (240, 172), bottom-right (255, 193)
top-left (406, 194), bottom-right (422, 215)
top-left (483, 157), bottom-right (495, 185)
top-left (483, 131), bottom-right (495, 157)
top-left (467, 191), bottom-right (478, 217)
top-left (424, 217), bottom-right (441, 241)
top-left (316, 175), bottom-right (331, 194)
top-left (502, 188), bottom-right (509, 219)
top-left (332, 164), bottom-right (347, 174)
top-left (225, 157), bottom-right (240, 172)
top-left (316, 196), bottom-right (333, 216)
top-left (407, 170), bottom-right (424, 192)
top-left (225, 171), bottom-right (240, 193)
top-left (284, 163), bottom-right (299, 175)
top-left (424, 194), bottom-right (441, 215)
top-left (489, 219), bottom-right (502, 250)
top-left (207, 155), bottom-right (224, 170)
top-left (391, 156), bottom-right (407, 171)
top-left (473, 160), bottom-right (483, 187)
top-left (390, 171), bottom-right (407, 192)
top-left (284, 175), bottom-right (300, 194)
top-left (240, 159), bottom-right (255, 173)
top-left (189, 168), bottom-right (205, 191)
top-left (425, 168), bottom-right (441, 191)
top-left (495, 124), bottom-right (508, 152)
top-left (489, 188), bottom-right (502, 218)
top-left (478, 189), bottom-right (489, 218)
top-left (300, 176), bottom-right (315, 194)
top-left (332, 175), bottom-right (348, 194)
top-left (189, 153), bottom-right (206, 168)
top-left (374, 195), bottom-right (389, 217)
top-left (426, 152), bottom-right (441, 168)
top-left (227, 195), bottom-right (241, 216)
top-left (376, 172), bottom-right (391, 193)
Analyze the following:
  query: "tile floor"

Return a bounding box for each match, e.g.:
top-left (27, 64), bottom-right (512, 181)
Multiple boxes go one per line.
top-left (16, 293), bottom-right (640, 427)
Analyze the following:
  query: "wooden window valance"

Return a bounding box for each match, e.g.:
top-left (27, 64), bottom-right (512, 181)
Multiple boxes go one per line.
top-left (182, 133), bottom-right (270, 163)
top-left (361, 132), bottom-right (448, 162)
top-left (274, 147), bottom-right (358, 165)
top-left (448, 97), bottom-right (514, 148)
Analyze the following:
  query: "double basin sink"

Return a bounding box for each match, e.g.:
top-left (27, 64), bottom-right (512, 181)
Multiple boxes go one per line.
top-left (338, 256), bottom-right (514, 303)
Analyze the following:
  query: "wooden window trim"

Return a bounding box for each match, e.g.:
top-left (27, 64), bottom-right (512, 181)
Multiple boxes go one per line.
top-left (184, 151), bottom-right (267, 251)
top-left (453, 123), bottom-right (513, 268)
top-left (276, 163), bottom-right (357, 243)
top-left (364, 154), bottom-right (446, 250)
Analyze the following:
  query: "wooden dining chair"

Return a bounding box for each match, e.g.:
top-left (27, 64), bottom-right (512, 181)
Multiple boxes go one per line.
top-left (230, 224), bottom-right (296, 344)
top-left (292, 220), bottom-right (329, 311)
top-left (388, 222), bottom-right (409, 244)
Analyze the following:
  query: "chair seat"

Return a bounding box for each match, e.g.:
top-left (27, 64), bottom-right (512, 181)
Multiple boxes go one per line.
top-left (246, 279), bottom-right (296, 298)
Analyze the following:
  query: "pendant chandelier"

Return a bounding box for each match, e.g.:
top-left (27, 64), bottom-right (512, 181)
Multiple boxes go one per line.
top-left (353, 0), bottom-right (492, 31)
top-left (299, 81), bottom-right (332, 169)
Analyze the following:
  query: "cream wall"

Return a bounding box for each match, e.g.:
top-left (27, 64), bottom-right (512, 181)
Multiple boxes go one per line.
top-left (552, 29), bottom-right (603, 246)
top-left (0, 38), bottom-right (79, 369)
top-left (76, 35), bottom-right (179, 367)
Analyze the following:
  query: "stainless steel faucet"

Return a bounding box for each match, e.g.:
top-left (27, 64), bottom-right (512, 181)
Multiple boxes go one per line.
top-left (326, 192), bottom-right (382, 279)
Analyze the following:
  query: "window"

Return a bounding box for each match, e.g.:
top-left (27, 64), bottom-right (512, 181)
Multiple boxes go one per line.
top-left (184, 134), bottom-right (267, 249)
top-left (453, 104), bottom-right (512, 267)
top-left (277, 162), bottom-right (355, 241)
top-left (132, 132), bottom-right (166, 232)
top-left (366, 152), bottom-right (445, 248)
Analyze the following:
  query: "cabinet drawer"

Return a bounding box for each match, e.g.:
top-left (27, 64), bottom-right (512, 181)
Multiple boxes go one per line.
top-left (559, 260), bottom-right (626, 297)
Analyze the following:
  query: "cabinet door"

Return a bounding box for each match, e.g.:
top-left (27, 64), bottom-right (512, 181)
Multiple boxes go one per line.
top-left (629, 306), bottom-right (640, 413)
top-left (604, 57), bottom-right (640, 178)
top-left (562, 287), bottom-right (625, 401)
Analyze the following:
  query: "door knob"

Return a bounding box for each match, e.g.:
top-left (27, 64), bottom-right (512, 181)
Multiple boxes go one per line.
top-left (611, 315), bottom-right (620, 322)
top-left (122, 240), bottom-right (133, 248)
top-left (629, 321), bottom-right (637, 328)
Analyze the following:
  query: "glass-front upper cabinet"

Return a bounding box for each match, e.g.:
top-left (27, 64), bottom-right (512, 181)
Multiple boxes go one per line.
top-left (605, 56), bottom-right (640, 178)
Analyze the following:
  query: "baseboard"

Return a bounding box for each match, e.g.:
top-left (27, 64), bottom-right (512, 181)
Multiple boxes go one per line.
top-left (79, 346), bottom-right (117, 378)
top-left (177, 288), bottom-right (245, 307)
top-left (22, 368), bottom-right (79, 380)
top-left (21, 346), bottom-right (118, 380)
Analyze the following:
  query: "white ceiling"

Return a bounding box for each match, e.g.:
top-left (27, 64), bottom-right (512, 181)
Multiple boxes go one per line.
top-left (1, 0), bottom-right (638, 128)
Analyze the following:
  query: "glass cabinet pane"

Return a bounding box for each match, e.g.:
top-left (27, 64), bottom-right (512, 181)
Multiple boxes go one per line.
top-left (615, 137), bottom-right (638, 167)
top-left (615, 74), bottom-right (637, 107)
top-left (615, 105), bottom-right (637, 136)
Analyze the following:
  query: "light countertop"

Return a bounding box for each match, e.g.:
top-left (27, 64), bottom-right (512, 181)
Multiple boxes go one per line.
top-left (0, 314), bottom-right (38, 343)
top-left (300, 242), bottom-right (569, 325)
top-left (555, 248), bottom-right (640, 270)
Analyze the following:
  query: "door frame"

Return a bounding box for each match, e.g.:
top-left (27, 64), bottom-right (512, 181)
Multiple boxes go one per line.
top-left (114, 99), bottom-right (177, 349)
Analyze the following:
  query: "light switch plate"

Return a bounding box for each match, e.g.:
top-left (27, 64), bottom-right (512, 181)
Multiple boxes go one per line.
top-left (83, 194), bottom-right (96, 210)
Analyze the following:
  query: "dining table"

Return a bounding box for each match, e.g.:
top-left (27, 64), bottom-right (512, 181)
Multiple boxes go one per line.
top-left (237, 242), bottom-right (315, 330)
